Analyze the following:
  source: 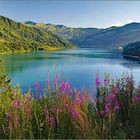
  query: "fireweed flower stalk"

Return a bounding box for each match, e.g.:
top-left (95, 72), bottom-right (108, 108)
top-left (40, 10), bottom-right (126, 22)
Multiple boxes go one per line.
top-left (48, 116), bottom-right (56, 128)
top-left (12, 100), bottom-right (19, 109)
top-left (60, 81), bottom-right (71, 93)
top-left (54, 73), bottom-right (59, 94)
top-left (24, 106), bottom-right (31, 116)
top-left (124, 73), bottom-right (134, 96)
top-left (6, 112), bottom-right (11, 121)
top-left (95, 74), bottom-right (101, 107)
top-left (60, 81), bottom-right (67, 93)
top-left (67, 106), bottom-right (79, 120)
top-left (108, 92), bottom-right (116, 102)
top-left (104, 91), bottom-right (121, 114)
top-left (43, 109), bottom-right (49, 115)
top-left (95, 75), bottom-right (121, 116)
top-left (52, 106), bottom-right (63, 113)
top-left (47, 72), bottom-right (51, 97)
top-left (96, 74), bottom-right (101, 87)
top-left (43, 109), bottom-right (56, 128)
top-left (27, 94), bottom-right (32, 102)
top-left (5, 112), bottom-right (13, 138)
top-left (114, 103), bottom-right (120, 112)
top-left (104, 73), bottom-right (110, 87)
top-left (133, 85), bottom-right (140, 104)
top-left (35, 80), bottom-right (39, 98)
top-left (65, 82), bottom-right (72, 95)
top-left (14, 114), bottom-right (20, 127)
top-left (132, 94), bottom-right (140, 104)
top-left (35, 80), bottom-right (39, 90)
top-left (70, 108), bottom-right (78, 120)
top-left (54, 73), bottom-right (58, 83)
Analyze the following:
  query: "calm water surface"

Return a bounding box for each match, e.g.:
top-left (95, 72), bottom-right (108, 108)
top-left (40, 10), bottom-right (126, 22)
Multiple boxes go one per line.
top-left (1, 48), bottom-right (140, 94)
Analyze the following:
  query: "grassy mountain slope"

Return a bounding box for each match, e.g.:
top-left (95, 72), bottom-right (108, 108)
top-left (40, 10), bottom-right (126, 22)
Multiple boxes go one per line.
top-left (43, 24), bottom-right (102, 48)
top-left (25, 22), bottom-right (101, 47)
top-left (25, 21), bottom-right (140, 49)
top-left (0, 16), bottom-right (75, 54)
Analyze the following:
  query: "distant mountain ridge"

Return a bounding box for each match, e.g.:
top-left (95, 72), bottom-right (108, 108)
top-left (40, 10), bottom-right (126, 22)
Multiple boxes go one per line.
top-left (0, 16), bottom-right (75, 53)
top-left (25, 21), bottom-right (140, 49)
top-left (1, 15), bottom-right (140, 54)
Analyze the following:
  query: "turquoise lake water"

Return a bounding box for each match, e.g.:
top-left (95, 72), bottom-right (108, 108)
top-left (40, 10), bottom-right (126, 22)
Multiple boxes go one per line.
top-left (1, 48), bottom-right (140, 94)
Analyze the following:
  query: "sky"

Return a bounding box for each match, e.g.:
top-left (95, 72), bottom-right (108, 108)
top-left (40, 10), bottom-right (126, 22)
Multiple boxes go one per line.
top-left (0, 0), bottom-right (140, 28)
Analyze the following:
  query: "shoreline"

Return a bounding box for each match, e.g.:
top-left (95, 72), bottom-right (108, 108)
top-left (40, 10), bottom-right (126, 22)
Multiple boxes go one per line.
top-left (0, 48), bottom-right (67, 63)
top-left (0, 47), bottom-right (68, 55)
top-left (122, 53), bottom-right (140, 62)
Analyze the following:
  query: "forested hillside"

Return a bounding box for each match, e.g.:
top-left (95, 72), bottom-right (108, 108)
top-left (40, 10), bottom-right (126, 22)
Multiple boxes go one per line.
top-left (123, 41), bottom-right (140, 60)
top-left (0, 16), bottom-right (75, 54)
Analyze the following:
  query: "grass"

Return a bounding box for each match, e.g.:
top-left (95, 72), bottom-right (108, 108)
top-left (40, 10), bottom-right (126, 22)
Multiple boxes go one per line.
top-left (46, 47), bottom-right (66, 51)
top-left (0, 68), bottom-right (140, 139)
top-left (40, 46), bottom-right (66, 51)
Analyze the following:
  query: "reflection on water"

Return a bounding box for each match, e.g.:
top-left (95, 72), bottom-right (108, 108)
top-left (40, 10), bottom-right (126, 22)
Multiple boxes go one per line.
top-left (0, 48), bottom-right (140, 93)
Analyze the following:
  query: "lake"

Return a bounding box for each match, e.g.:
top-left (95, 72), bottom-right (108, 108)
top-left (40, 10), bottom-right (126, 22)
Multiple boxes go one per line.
top-left (1, 48), bottom-right (140, 94)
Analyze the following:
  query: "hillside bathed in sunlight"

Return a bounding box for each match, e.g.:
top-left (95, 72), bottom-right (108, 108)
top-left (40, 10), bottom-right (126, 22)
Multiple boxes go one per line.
top-left (1, 0), bottom-right (140, 139)
top-left (0, 16), bottom-right (75, 54)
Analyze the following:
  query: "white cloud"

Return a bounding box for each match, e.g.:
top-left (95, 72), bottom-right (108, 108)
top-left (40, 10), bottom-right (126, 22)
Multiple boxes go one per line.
top-left (127, 20), bottom-right (134, 24)
top-left (111, 20), bottom-right (134, 27)
top-left (111, 22), bottom-right (124, 27)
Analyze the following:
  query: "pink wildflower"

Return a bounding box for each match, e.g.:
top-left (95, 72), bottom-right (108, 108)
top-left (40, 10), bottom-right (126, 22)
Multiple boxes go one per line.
top-left (48, 116), bottom-right (56, 128)
top-left (6, 112), bottom-right (11, 121)
top-left (15, 115), bottom-right (20, 123)
top-left (27, 95), bottom-right (32, 101)
top-left (12, 100), bottom-right (18, 109)
top-left (114, 103), bottom-right (120, 112)
top-left (132, 94), bottom-right (140, 104)
top-left (67, 88), bottom-right (72, 95)
top-left (54, 74), bottom-right (58, 82)
top-left (43, 109), bottom-right (49, 114)
top-left (104, 78), bottom-right (109, 86)
top-left (108, 93), bottom-right (116, 102)
top-left (52, 106), bottom-right (63, 113)
top-left (70, 109), bottom-right (78, 120)
top-left (66, 82), bottom-right (70, 89)
top-left (96, 74), bottom-right (101, 86)
top-left (35, 80), bottom-right (39, 90)
top-left (52, 106), bottom-right (57, 113)
top-left (60, 81), bottom-right (67, 92)
top-left (65, 104), bottom-right (69, 108)
top-left (25, 107), bottom-right (31, 116)
top-left (105, 103), bottom-right (110, 113)
top-left (75, 97), bottom-right (82, 104)
top-left (100, 110), bottom-right (105, 116)
top-left (47, 71), bottom-right (50, 85)
top-left (58, 109), bottom-right (62, 112)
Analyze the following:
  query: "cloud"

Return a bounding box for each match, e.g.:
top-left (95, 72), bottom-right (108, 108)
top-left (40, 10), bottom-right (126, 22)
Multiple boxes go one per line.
top-left (127, 20), bottom-right (134, 24)
top-left (111, 22), bottom-right (124, 27)
top-left (111, 20), bottom-right (134, 27)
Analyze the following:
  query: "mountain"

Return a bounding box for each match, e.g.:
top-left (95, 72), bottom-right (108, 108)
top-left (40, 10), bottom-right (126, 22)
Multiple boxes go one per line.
top-left (39, 24), bottom-right (102, 47)
top-left (46, 23), bottom-right (140, 49)
top-left (25, 21), bottom-right (140, 49)
top-left (82, 22), bottom-right (140, 49)
top-left (25, 22), bottom-right (102, 46)
top-left (24, 21), bottom-right (36, 25)
top-left (0, 16), bottom-right (75, 54)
